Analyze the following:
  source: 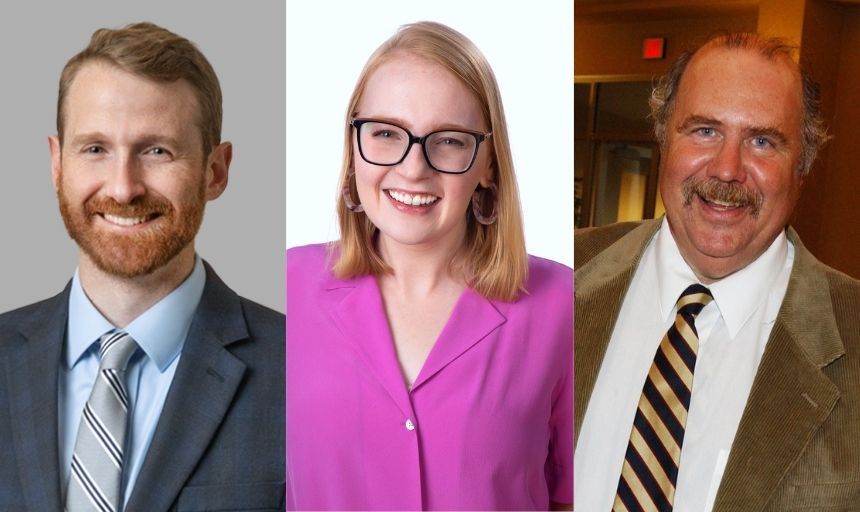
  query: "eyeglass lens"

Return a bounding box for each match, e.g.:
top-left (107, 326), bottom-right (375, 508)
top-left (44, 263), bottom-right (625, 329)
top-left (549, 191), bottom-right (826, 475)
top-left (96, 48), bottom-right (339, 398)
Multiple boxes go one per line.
top-left (358, 121), bottom-right (479, 173)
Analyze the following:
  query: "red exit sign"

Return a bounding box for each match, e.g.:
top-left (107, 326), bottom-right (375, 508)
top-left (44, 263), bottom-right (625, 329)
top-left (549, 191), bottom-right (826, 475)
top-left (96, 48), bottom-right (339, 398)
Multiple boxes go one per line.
top-left (643, 37), bottom-right (665, 60)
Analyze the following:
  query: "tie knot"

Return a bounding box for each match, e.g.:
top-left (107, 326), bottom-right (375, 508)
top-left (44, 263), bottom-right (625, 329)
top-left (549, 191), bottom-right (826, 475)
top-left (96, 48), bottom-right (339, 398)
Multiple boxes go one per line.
top-left (98, 331), bottom-right (138, 371)
top-left (675, 284), bottom-right (714, 319)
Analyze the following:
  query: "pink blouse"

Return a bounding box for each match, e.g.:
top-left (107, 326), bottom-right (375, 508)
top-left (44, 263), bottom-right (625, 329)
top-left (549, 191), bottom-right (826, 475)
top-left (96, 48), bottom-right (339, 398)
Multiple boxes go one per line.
top-left (287, 244), bottom-right (572, 509)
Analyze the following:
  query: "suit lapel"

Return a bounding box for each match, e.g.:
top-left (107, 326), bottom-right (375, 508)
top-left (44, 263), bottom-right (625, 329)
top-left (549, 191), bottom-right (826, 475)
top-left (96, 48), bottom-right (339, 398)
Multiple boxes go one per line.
top-left (126, 264), bottom-right (249, 512)
top-left (575, 219), bottom-right (660, 438)
top-left (5, 288), bottom-right (69, 511)
top-left (713, 229), bottom-right (843, 510)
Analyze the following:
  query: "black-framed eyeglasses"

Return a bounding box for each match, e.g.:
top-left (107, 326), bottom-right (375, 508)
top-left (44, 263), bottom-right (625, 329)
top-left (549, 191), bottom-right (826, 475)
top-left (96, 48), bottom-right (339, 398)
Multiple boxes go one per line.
top-left (351, 118), bottom-right (492, 174)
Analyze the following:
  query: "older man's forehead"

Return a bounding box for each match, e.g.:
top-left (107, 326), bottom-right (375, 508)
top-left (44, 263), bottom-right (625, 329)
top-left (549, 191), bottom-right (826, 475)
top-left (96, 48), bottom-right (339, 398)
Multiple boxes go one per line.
top-left (678, 45), bottom-right (804, 112)
top-left (688, 43), bottom-right (801, 84)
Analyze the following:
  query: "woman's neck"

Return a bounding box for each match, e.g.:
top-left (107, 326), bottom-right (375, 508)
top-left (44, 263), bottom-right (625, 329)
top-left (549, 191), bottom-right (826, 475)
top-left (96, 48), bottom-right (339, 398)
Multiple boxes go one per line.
top-left (376, 224), bottom-right (466, 297)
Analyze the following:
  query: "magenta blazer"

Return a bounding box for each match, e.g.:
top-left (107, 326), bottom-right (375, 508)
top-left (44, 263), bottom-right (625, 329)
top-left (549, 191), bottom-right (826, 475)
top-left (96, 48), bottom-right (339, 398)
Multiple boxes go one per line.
top-left (286, 244), bottom-right (572, 510)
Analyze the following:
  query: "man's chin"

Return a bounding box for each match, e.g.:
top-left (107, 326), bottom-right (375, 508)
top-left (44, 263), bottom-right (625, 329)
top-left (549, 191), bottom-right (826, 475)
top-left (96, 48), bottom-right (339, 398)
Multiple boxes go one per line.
top-left (77, 233), bottom-right (195, 279)
top-left (84, 249), bottom-right (176, 278)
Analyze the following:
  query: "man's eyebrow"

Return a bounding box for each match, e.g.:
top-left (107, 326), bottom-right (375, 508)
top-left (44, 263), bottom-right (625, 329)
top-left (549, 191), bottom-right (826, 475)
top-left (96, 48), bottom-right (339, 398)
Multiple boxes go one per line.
top-left (676, 115), bottom-right (723, 132)
top-left (67, 133), bottom-right (184, 148)
top-left (675, 117), bottom-right (791, 146)
top-left (135, 135), bottom-right (184, 148)
top-left (68, 132), bottom-right (109, 147)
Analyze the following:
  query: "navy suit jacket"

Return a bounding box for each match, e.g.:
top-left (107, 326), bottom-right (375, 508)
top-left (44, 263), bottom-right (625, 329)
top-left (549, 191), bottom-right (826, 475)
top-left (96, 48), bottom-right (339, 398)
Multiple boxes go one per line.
top-left (0, 262), bottom-right (285, 511)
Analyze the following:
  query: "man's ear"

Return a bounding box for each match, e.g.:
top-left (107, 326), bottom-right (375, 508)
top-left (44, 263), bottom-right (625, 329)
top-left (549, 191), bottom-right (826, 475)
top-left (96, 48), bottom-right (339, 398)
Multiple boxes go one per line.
top-left (205, 142), bottom-right (232, 201)
top-left (49, 135), bottom-right (62, 191)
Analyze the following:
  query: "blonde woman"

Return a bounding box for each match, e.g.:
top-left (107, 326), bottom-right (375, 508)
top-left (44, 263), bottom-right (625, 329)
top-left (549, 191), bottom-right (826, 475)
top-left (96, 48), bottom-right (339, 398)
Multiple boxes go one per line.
top-left (287, 21), bottom-right (572, 510)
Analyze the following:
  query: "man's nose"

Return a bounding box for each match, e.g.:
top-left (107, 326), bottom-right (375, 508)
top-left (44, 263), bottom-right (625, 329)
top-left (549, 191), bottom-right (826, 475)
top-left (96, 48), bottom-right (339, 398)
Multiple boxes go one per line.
top-left (105, 155), bottom-right (146, 203)
top-left (707, 138), bottom-right (746, 182)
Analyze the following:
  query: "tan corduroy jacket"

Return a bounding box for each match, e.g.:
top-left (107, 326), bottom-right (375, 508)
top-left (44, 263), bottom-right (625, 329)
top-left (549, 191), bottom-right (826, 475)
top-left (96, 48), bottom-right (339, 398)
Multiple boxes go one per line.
top-left (575, 218), bottom-right (860, 511)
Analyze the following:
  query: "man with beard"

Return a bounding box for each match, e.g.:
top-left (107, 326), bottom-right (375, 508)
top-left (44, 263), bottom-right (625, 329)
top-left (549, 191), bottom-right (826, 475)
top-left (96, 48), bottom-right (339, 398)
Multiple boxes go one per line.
top-left (575, 33), bottom-right (860, 511)
top-left (0, 22), bottom-right (284, 511)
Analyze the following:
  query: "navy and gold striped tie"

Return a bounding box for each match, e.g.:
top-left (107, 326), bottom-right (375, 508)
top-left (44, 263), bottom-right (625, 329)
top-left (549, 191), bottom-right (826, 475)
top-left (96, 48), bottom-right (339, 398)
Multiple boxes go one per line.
top-left (613, 284), bottom-right (713, 512)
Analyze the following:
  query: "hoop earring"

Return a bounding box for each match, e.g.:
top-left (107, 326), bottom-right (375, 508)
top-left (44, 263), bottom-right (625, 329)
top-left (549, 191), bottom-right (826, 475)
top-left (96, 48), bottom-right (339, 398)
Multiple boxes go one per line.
top-left (471, 182), bottom-right (498, 225)
top-left (342, 172), bottom-right (364, 213)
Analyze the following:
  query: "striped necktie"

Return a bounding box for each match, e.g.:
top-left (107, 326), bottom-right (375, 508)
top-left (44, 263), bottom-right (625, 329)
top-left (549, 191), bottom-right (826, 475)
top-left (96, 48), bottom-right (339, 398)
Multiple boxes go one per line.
top-left (66, 331), bottom-right (139, 512)
top-left (613, 284), bottom-right (714, 512)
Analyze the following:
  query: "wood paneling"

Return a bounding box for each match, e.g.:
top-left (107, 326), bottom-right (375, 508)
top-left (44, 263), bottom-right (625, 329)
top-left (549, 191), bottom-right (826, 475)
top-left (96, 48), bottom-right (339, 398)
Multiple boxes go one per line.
top-left (790, 0), bottom-right (845, 260)
top-left (815, 6), bottom-right (860, 278)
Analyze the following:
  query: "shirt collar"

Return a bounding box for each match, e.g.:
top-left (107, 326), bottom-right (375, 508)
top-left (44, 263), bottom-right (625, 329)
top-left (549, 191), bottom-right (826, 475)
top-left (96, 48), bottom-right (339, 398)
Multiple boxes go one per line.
top-left (65, 257), bottom-right (207, 372)
top-left (654, 217), bottom-right (789, 338)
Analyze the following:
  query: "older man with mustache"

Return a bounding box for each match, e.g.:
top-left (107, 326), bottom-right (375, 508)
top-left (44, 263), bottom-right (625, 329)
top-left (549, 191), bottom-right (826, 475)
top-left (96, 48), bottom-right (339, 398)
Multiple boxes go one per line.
top-left (0, 22), bottom-right (284, 511)
top-left (575, 32), bottom-right (860, 511)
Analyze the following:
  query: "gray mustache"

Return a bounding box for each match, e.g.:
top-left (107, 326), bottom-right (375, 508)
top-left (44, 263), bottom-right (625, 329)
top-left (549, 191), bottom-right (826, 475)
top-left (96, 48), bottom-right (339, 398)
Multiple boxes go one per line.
top-left (682, 177), bottom-right (763, 216)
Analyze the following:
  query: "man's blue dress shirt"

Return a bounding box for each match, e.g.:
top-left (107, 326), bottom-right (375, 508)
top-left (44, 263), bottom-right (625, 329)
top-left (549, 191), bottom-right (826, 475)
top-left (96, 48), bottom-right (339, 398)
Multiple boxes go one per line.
top-left (59, 257), bottom-right (206, 505)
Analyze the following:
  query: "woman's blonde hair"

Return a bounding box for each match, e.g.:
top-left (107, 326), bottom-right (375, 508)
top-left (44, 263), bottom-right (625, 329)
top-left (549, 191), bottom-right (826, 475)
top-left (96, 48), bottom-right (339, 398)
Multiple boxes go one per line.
top-left (332, 21), bottom-right (528, 302)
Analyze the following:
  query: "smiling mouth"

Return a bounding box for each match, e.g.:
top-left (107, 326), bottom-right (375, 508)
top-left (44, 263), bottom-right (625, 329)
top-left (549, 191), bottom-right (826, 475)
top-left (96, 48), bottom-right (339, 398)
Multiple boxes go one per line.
top-left (700, 196), bottom-right (745, 211)
top-left (387, 190), bottom-right (440, 206)
top-left (101, 213), bottom-right (159, 226)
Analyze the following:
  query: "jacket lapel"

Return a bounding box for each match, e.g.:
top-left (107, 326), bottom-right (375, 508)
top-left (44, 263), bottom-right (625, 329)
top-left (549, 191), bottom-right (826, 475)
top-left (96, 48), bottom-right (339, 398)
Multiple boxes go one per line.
top-left (575, 219), bottom-right (660, 438)
top-left (713, 229), bottom-right (843, 510)
top-left (5, 288), bottom-right (69, 511)
top-left (126, 264), bottom-right (249, 512)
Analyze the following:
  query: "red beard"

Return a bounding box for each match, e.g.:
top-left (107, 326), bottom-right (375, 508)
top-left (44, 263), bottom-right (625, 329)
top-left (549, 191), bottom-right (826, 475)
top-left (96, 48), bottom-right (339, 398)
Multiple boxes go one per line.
top-left (57, 177), bottom-right (206, 278)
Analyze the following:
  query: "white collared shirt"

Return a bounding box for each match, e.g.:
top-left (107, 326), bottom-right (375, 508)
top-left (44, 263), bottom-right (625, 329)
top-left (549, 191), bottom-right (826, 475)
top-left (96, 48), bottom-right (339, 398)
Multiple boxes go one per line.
top-left (575, 218), bottom-right (793, 512)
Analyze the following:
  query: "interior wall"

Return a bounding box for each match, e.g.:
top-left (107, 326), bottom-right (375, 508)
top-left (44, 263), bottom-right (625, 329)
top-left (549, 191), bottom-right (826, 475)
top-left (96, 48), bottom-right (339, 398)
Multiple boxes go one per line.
top-left (816, 6), bottom-right (860, 278)
top-left (757, 0), bottom-right (806, 40)
top-left (574, 13), bottom-right (757, 76)
top-left (791, 0), bottom-right (844, 260)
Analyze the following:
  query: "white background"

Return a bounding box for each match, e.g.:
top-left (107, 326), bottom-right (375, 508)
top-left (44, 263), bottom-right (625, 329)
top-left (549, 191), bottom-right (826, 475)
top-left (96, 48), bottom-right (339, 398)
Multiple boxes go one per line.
top-left (286, 0), bottom-right (574, 267)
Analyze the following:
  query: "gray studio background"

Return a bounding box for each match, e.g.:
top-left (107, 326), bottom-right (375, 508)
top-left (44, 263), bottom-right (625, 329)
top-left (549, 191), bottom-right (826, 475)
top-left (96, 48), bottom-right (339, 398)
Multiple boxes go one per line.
top-left (0, 2), bottom-right (285, 313)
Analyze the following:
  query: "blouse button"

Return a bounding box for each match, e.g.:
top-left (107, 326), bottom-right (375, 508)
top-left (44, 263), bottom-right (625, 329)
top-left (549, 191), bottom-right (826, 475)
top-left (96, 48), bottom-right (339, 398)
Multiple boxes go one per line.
top-left (405, 419), bottom-right (416, 431)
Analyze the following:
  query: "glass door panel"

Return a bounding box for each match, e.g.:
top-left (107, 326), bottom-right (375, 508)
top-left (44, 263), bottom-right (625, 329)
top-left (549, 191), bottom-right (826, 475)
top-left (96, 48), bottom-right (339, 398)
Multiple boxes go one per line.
top-left (591, 142), bottom-right (656, 226)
